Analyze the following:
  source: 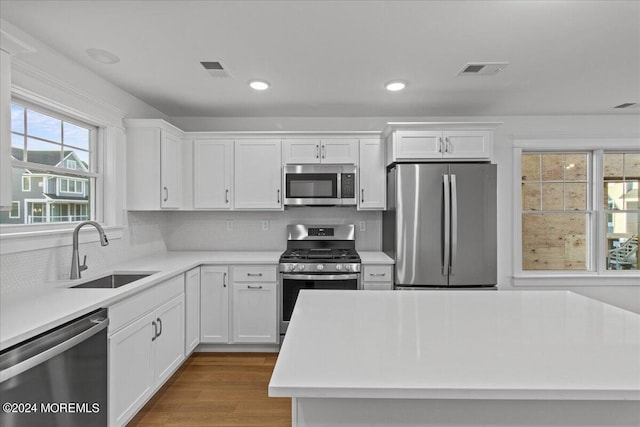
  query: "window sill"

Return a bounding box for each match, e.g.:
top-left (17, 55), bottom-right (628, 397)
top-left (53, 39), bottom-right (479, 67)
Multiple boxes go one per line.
top-left (0, 225), bottom-right (124, 255)
top-left (513, 274), bottom-right (640, 287)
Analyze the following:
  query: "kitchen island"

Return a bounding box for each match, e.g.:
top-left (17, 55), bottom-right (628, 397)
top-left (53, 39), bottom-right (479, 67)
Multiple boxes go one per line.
top-left (268, 290), bottom-right (640, 426)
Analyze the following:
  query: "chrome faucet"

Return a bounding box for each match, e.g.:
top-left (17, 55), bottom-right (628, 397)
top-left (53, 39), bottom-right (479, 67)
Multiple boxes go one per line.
top-left (70, 221), bottom-right (109, 279)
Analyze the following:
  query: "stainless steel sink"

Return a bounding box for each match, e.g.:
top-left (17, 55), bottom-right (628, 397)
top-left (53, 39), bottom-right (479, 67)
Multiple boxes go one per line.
top-left (71, 273), bottom-right (154, 289)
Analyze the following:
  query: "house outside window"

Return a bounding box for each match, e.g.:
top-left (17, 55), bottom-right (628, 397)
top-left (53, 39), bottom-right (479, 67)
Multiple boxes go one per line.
top-left (0, 102), bottom-right (97, 225)
top-left (518, 149), bottom-right (639, 275)
top-left (9, 202), bottom-right (20, 219)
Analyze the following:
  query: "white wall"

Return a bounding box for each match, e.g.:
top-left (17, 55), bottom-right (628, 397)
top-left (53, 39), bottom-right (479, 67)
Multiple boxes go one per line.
top-left (0, 22), bottom-right (169, 295)
top-left (171, 114), bottom-right (640, 313)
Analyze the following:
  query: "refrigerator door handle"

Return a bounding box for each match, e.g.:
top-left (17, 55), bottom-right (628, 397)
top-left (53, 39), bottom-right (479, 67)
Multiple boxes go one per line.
top-left (450, 174), bottom-right (458, 275)
top-left (442, 174), bottom-right (450, 276)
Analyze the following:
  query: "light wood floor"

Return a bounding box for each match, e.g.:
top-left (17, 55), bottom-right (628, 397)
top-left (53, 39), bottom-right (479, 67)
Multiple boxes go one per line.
top-left (128, 353), bottom-right (291, 427)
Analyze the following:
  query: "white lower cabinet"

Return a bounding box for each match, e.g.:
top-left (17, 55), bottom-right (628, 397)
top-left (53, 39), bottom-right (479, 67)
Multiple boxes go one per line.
top-left (232, 280), bottom-right (277, 343)
top-left (184, 267), bottom-right (201, 354)
top-left (362, 265), bottom-right (394, 290)
top-left (200, 264), bottom-right (278, 345)
top-left (108, 275), bottom-right (185, 427)
top-left (200, 266), bottom-right (229, 343)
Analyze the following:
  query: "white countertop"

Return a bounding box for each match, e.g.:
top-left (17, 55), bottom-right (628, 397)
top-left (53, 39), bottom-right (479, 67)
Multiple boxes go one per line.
top-left (0, 250), bottom-right (281, 350)
top-left (269, 290), bottom-right (640, 400)
top-left (0, 250), bottom-right (392, 351)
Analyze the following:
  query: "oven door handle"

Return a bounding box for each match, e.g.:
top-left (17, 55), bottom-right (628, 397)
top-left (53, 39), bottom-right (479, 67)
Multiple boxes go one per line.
top-left (282, 273), bottom-right (359, 281)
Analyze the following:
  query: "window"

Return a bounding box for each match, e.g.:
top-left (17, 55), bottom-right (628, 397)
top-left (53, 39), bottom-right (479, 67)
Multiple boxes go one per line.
top-left (0, 102), bottom-right (97, 226)
top-left (9, 202), bottom-right (20, 219)
top-left (519, 149), bottom-right (639, 274)
top-left (22, 176), bottom-right (31, 192)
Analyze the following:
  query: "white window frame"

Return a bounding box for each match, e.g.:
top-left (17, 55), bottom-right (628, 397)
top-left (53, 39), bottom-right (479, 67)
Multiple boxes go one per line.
top-left (21, 176), bottom-right (30, 192)
top-left (9, 201), bottom-right (20, 218)
top-left (6, 99), bottom-right (98, 224)
top-left (513, 138), bottom-right (640, 286)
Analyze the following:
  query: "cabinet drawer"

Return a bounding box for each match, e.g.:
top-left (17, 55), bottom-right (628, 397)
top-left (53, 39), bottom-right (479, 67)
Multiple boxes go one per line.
top-left (362, 265), bottom-right (393, 282)
top-left (232, 265), bottom-right (277, 282)
top-left (109, 275), bottom-right (185, 334)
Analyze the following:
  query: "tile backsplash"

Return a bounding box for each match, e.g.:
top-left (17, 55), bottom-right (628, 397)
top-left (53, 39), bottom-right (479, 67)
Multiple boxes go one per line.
top-left (165, 207), bottom-right (382, 251)
top-left (0, 212), bottom-right (168, 295)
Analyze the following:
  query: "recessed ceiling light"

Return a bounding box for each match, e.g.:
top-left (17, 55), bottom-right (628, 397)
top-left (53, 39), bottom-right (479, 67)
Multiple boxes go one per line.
top-left (249, 80), bottom-right (270, 91)
top-left (385, 80), bottom-right (406, 91)
top-left (86, 48), bottom-right (120, 64)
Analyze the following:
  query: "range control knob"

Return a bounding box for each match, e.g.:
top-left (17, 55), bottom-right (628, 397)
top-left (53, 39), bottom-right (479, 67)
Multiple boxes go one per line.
top-left (316, 264), bottom-right (324, 271)
top-left (336, 264), bottom-right (343, 271)
top-left (298, 264), bottom-right (305, 271)
top-left (345, 264), bottom-right (352, 271)
top-left (286, 264), bottom-right (294, 272)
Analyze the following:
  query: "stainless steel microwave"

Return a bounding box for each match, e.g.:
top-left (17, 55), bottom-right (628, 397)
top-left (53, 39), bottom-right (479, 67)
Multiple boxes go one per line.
top-left (284, 165), bottom-right (357, 206)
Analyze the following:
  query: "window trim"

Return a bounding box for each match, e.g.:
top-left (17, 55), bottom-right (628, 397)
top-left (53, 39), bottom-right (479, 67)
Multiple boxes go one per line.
top-left (513, 138), bottom-right (640, 285)
top-left (5, 99), bottom-right (99, 228)
top-left (21, 176), bottom-right (30, 192)
top-left (9, 201), bottom-right (20, 219)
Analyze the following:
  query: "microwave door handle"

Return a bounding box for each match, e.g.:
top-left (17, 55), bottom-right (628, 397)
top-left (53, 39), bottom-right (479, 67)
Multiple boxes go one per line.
top-left (337, 172), bottom-right (341, 198)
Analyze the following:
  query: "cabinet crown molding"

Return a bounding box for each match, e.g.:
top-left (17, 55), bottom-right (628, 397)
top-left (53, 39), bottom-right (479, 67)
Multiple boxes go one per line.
top-left (382, 122), bottom-right (503, 137)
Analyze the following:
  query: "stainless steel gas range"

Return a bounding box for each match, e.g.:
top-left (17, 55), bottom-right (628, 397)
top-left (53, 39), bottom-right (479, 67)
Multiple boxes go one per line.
top-left (279, 224), bottom-right (361, 336)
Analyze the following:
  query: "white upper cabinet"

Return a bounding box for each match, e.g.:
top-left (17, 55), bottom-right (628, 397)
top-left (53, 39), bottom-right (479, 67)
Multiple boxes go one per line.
top-left (193, 139), bottom-right (233, 209)
top-left (160, 132), bottom-right (182, 208)
top-left (385, 123), bottom-right (499, 164)
top-left (125, 119), bottom-right (184, 210)
top-left (283, 138), bottom-right (358, 164)
top-left (234, 139), bottom-right (282, 210)
top-left (358, 138), bottom-right (386, 210)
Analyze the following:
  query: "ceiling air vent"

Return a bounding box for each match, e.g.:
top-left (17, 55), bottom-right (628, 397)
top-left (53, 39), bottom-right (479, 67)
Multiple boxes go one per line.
top-left (200, 61), bottom-right (230, 78)
top-left (457, 62), bottom-right (509, 76)
top-left (614, 102), bottom-right (637, 109)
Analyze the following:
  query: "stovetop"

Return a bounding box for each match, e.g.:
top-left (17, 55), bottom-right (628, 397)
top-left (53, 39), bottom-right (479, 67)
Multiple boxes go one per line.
top-left (280, 248), bottom-right (361, 263)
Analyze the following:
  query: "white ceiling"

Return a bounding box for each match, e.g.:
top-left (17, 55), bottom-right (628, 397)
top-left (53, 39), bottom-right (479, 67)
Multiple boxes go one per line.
top-left (1, 0), bottom-right (639, 117)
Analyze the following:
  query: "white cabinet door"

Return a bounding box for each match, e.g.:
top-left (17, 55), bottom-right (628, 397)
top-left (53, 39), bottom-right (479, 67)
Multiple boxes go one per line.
top-left (283, 139), bottom-right (321, 164)
top-left (109, 311), bottom-right (156, 427)
top-left (200, 266), bottom-right (229, 343)
top-left (234, 139), bottom-right (282, 209)
top-left (160, 131), bottom-right (182, 208)
top-left (358, 139), bottom-right (386, 210)
top-left (193, 139), bottom-right (233, 208)
top-left (321, 139), bottom-right (358, 164)
top-left (184, 268), bottom-right (200, 355)
top-left (154, 294), bottom-right (185, 386)
top-left (394, 131), bottom-right (443, 159)
top-left (443, 130), bottom-right (492, 159)
top-left (232, 281), bottom-right (277, 343)
top-left (0, 51), bottom-right (12, 210)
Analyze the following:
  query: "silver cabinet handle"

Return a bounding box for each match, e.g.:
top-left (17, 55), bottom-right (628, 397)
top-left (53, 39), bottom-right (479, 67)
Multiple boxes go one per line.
top-left (445, 136), bottom-right (451, 153)
top-left (361, 188), bottom-right (365, 203)
top-left (322, 145), bottom-right (326, 159)
top-left (223, 272), bottom-right (227, 287)
top-left (277, 189), bottom-right (280, 203)
top-left (152, 320), bottom-right (158, 341)
top-left (247, 273), bottom-right (263, 277)
top-left (225, 189), bottom-right (229, 204)
top-left (157, 317), bottom-right (162, 337)
top-left (315, 144), bottom-right (320, 159)
top-left (439, 137), bottom-right (443, 153)
top-left (163, 186), bottom-right (169, 202)
top-left (369, 273), bottom-right (386, 277)
top-left (247, 285), bottom-right (263, 289)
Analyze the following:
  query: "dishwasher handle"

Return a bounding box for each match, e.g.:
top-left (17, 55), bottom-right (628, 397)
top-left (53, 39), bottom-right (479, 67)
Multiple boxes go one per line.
top-left (0, 312), bottom-right (109, 383)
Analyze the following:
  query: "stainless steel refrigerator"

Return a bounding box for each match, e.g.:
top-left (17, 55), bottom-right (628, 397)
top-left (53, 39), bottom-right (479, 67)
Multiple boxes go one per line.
top-left (383, 163), bottom-right (497, 288)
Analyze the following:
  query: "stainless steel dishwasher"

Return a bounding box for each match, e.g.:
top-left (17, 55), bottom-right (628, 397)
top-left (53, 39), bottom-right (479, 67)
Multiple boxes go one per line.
top-left (0, 308), bottom-right (108, 427)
